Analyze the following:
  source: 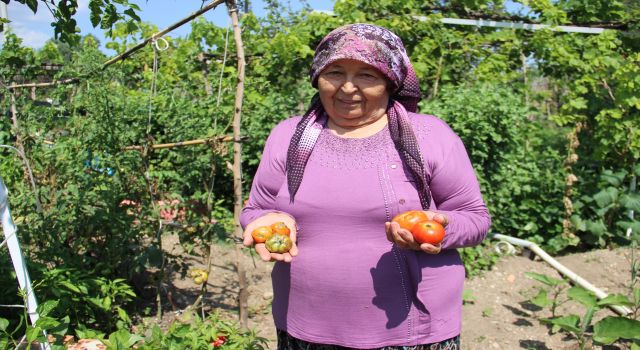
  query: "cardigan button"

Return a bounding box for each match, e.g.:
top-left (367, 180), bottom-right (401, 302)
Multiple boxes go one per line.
top-left (399, 199), bottom-right (406, 205)
top-left (390, 164), bottom-right (397, 169)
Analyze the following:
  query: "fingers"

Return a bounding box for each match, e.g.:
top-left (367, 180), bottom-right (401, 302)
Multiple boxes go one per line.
top-left (386, 221), bottom-right (418, 250)
top-left (243, 226), bottom-right (255, 247)
top-left (288, 242), bottom-right (299, 257)
top-left (433, 213), bottom-right (449, 227)
top-left (420, 243), bottom-right (442, 254)
top-left (424, 211), bottom-right (449, 227)
top-left (254, 243), bottom-right (272, 261)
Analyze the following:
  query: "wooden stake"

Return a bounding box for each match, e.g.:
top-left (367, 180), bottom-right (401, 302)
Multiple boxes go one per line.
top-left (227, 0), bottom-right (249, 329)
top-left (123, 135), bottom-right (238, 151)
top-left (7, 78), bottom-right (79, 89)
top-left (431, 53), bottom-right (444, 99)
top-left (9, 93), bottom-right (27, 179)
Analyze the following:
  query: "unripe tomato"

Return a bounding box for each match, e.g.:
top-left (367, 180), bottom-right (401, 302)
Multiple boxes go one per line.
top-left (392, 210), bottom-right (429, 231)
top-left (411, 220), bottom-right (445, 245)
top-left (190, 269), bottom-right (208, 284)
top-left (270, 221), bottom-right (291, 236)
top-left (265, 234), bottom-right (293, 253)
top-left (251, 226), bottom-right (274, 243)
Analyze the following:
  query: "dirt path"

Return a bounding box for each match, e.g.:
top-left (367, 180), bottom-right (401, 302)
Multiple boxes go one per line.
top-left (161, 234), bottom-right (636, 349)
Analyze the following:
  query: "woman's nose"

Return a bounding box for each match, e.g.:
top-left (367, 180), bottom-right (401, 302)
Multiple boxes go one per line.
top-left (340, 80), bottom-right (357, 94)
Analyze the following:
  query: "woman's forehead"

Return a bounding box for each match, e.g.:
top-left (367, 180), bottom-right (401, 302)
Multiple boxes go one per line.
top-left (325, 59), bottom-right (381, 71)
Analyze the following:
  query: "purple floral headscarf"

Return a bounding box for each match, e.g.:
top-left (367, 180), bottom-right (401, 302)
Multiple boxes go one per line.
top-left (310, 23), bottom-right (421, 112)
top-left (286, 23), bottom-right (431, 209)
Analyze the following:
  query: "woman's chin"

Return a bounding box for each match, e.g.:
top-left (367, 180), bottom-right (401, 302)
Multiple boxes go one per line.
top-left (333, 109), bottom-right (363, 118)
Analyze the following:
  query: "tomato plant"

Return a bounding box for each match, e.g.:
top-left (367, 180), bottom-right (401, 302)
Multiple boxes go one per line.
top-left (411, 220), bottom-right (446, 245)
top-left (392, 210), bottom-right (428, 231)
top-left (251, 226), bottom-right (274, 243)
top-left (265, 234), bottom-right (293, 253)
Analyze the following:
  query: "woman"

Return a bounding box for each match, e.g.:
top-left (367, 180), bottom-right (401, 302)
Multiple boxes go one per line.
top-left (241, 23), bottom-right (491, 349)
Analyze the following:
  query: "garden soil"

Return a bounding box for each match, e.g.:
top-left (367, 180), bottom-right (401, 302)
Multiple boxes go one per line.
top-left (159, 234), bottom-right (636, 350)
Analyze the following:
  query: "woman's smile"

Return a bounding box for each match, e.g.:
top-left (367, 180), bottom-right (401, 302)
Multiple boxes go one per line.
top-left (336, 97), bottom-right (362, 107)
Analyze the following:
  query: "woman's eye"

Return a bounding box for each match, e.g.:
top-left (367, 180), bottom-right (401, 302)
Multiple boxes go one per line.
top-left (359, 73), bottom-right (378, 80)
top-left (325, 71), bottom-right (343, 77)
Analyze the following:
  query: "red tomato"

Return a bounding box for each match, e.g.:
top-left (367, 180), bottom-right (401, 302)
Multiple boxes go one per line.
top-left (211, 335), bottom-right (226, 347)
top-left (251, 226), bottom-right (273, 243)
top-left (411, 220), bottom-right (445, 245)
top-left (392, 210), bottom-right (429, 231)
top-left (270, 221), bottom-right (291, 236)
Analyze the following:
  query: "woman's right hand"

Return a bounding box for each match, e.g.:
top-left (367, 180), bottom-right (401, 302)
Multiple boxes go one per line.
top-left (243, 212), bottom-right (298, 263)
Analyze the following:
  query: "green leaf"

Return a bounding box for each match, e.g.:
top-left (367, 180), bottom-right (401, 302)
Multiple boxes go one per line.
top-left (89, 0), bottom-right (103, 27)
top-left (49, 316), bottom-right (69, 336)
top-left (35, 316), bottom-right (60, 330)
top-left (525, 272), bottom-right (566, 286)
top-left (585, 219), bottom-right (607, 237)
top-left (88, 297), bottom-right (108, 311)
top-left (106, 328), bottom-right (143, 348)
top-left (598, 294), bottom-right (634, 307)
top-left (541, 315), bottom-right (581, 334)
top-left (593, 187), bottom-right (619, 208)
top-left (37, 300), bottom-right (59, 318)
top-left (594, 316), bottom-right (640, 344)
top-left (25, 0), bottom-right (37, 13)
top-left (523, 222), bottom-right (538, 231)
top-left (600, 170), bottom-right (624, 186)
top-left (620, 193), bottom-right (640, 212)
top-left (75, 327), bottom-right (104, 340)
top-left (530, 289), bottom-right (552, 308)
top-left (581, 307), bottom-right (596, 333)
top-left (116, 307), bottom-right (131, 324)
top-left (571, 215), bottom-right (587, 231)
top-left (25, 325), bottom-right (42, 342)
top-left (0, 318), bottom-right (8, 331)
top-left (462, 289), bottom-right (475, 304)
top-left (617, 221), bottom-right (640, 236)
top-left (123, 8), bottom-right (140, 21)
top-left (567, 286), bottom-right (598, 308)
top-left (59, 280), bottom-right (82, 294)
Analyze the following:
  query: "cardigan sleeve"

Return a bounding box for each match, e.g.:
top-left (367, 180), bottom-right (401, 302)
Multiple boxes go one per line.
top-left (240, 118), bottom-right (297, 229)
top-left (429, 133), bottom-right (492, 250)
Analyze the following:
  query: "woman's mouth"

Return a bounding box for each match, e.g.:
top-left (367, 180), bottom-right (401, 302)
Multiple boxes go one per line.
top-left (336, 98), bottom-right (361, 107)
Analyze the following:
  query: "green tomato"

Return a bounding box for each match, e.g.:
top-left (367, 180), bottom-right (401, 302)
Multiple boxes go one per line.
top-left (265, 234), bottom-right (293, 253)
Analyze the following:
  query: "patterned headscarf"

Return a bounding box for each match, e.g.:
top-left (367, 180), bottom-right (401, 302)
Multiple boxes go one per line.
top-left (286, 23), bottom-right (432, 209)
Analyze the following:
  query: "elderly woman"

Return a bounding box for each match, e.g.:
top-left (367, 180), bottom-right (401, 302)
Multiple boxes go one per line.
top-left (241, 24), bottom-right (491, 349)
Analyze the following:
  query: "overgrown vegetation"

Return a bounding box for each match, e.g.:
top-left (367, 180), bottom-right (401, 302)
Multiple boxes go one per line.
top-left (1, 0), bottom-right (639, 348)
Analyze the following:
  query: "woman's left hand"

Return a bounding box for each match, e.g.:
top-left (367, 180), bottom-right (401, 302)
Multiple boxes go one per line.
top-left (385, 211), bottom-right (448, 254)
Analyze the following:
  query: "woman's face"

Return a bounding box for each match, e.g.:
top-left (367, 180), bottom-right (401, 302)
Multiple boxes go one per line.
top-left (317, 59), bottom-right (389, 129)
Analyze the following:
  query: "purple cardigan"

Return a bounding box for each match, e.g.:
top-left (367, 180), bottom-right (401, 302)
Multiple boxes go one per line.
top-left (241, 113), bottom-right (491, 347)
